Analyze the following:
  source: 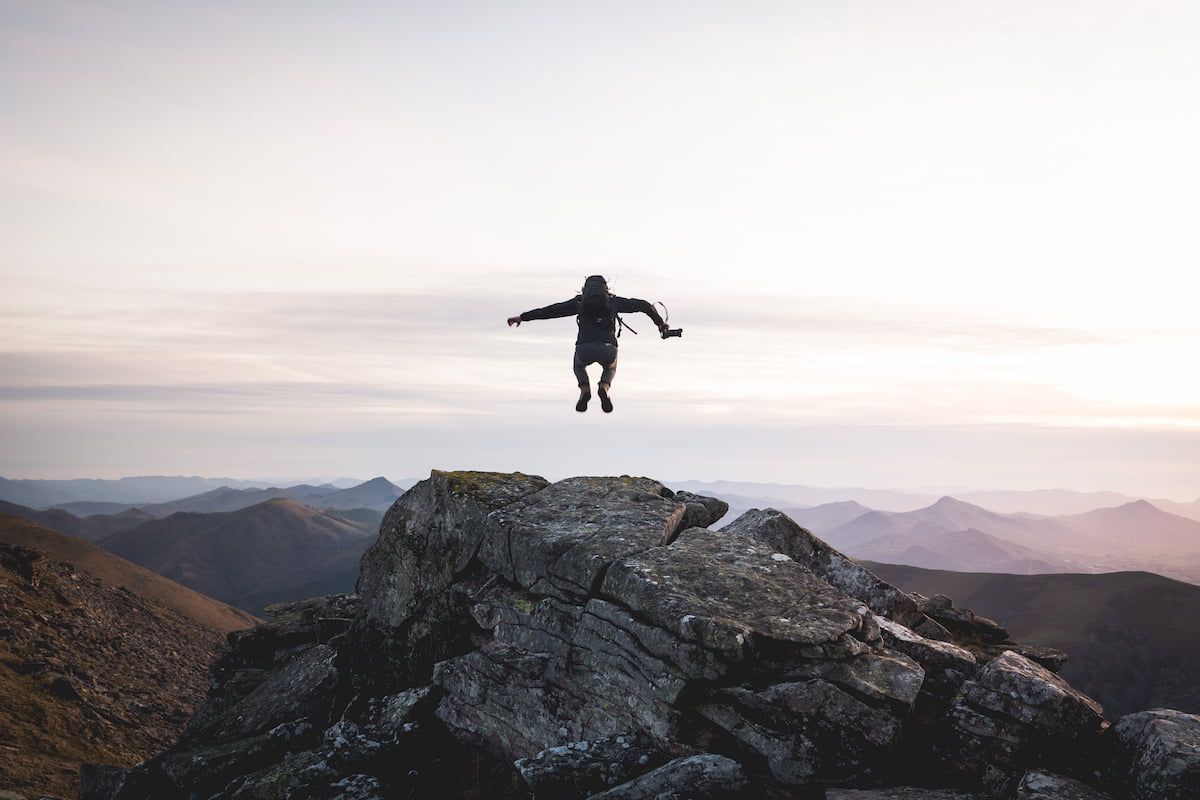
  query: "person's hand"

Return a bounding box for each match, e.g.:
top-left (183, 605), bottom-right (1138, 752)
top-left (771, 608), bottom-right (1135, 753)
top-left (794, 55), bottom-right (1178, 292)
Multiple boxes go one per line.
top-left (507, 316), bottom-right (522, 327)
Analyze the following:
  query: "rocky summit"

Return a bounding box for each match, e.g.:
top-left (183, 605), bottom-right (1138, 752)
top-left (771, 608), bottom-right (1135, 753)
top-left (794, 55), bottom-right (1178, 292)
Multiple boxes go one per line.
top-left (81, 471), bottom-right (1200, 800)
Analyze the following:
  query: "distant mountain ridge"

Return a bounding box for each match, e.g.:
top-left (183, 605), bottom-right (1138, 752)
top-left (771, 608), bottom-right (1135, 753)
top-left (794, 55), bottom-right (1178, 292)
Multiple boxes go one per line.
top-left (784, 496), bottom-right (1200, 585)
top-left (0, 474), bottom-right (416, 510)
top-left (671, 478), bottom-right (1200, 521)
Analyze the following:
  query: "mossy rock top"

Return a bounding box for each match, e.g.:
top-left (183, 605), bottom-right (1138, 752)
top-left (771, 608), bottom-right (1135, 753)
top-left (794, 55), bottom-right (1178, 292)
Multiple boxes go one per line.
top-left (429, 469), bottom-right (551, 509)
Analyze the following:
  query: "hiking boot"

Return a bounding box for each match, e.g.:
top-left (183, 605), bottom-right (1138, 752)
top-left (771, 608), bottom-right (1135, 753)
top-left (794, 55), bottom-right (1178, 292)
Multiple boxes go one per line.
top-left (598, 383), bottom-right (613, 413)
top-left (576, 386), bottom-right (591, 412)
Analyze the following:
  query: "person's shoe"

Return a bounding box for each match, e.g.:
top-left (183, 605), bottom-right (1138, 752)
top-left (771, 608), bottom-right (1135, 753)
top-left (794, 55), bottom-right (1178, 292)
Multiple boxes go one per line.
top-left (598, 384), bottom-right (613, 413)
top-left (576, 387), bottom-right (591, 412)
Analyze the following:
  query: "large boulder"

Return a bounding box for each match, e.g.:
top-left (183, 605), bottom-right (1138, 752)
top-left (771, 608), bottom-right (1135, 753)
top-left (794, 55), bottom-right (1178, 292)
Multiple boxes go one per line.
top-left (723, 507), bottom-right (940, 636)
top-left (80, 470), bottom-right (1165, 800)
top-left (1111, 709), bottom-right (1200, 800)
top-left (357, 469), bottom-right (550, 627)
top-left (477, 475), bottom-right (695, 601)
top-left (938, 650), bottom-right (1106, 787)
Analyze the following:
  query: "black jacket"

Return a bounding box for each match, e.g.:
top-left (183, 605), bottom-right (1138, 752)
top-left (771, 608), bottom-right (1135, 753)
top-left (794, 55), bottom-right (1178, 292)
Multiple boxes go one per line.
top-left (520, 295), bottom-right (666, 345)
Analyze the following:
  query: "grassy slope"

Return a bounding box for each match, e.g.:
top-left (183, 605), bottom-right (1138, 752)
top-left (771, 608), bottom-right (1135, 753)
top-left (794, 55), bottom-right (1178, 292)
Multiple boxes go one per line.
top-left (0, 513), bottom-right (259, 633)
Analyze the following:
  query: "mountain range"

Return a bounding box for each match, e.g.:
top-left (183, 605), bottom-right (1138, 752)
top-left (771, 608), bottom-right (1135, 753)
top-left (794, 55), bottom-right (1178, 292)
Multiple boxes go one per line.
top-left (671, 478), bottom-right (1200, 520)
top-left (694, 492), bottom-right (1200, 586)
top-left (0, 474), bottom-right (414, 511)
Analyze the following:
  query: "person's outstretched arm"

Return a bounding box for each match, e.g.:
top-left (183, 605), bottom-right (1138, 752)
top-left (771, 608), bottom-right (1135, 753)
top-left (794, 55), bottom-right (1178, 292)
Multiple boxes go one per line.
top-left (614, 297), bottom-right (670, 333)
top-left (507, 298), bottom-right (579, 327)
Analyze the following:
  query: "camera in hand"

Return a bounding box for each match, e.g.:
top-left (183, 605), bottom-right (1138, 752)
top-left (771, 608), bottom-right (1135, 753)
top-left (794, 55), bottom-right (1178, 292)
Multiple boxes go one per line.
top-left (661, 328), bottom-right (683, 339)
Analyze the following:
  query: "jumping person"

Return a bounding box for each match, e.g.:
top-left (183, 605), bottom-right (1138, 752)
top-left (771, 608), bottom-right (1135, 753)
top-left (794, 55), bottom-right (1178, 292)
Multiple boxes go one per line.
top-left (507, 275), bottom-right (678, 413)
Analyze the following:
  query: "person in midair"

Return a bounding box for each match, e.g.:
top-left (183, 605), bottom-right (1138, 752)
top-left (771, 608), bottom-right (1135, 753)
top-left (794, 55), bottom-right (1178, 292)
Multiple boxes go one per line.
top-left (507, 275), bottom-right (676, 413)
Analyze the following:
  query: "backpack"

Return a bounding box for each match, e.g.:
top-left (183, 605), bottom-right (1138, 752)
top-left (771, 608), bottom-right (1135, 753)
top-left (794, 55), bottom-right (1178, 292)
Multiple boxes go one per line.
top-left (578, 275), bottom-right (635, 338)
top-left (579, 275), bottom-right (612, 319)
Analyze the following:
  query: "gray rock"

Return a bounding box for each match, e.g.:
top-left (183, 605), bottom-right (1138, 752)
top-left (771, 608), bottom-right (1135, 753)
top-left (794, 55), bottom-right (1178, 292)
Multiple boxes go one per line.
top-left (357, 469), bottom-right (549, 627)
top-left (584, 754), bottom-right (751, 800)
top-left (602, 526), bottom-right (876, 664)
top-left (962, 650), bottom-right (1104, 740)
top-left (186, 642), bottom-right (339, 744)
top-left (1112, 709), bottom-right (1200, 800)
top-left (918, 593), bottom-right (1009, 644)
top-left (937, 650), bottom-right (1106, 784)
top-left (478, 475), bottom-right (688, 601)
top-left (1014, 769), bottom-right (1112, 799)
top-left (673, 490), bottom-right (730, 530)
top-left (723, 507), bottom-right (934, 632)
top-left (826, 789), bottom-right (986, 800)
top-left (434, 648), bottom-right (566, 757)
top-left (697, 679), bottom-right (904, 785)
top-left (514, 733), bottom-right (665, 799)
top-left (323, 687), bottom-right (432, 768)
top-left (159, 720), bottom-right (316, 791)
top-left (876, 615), bottom-right (977, 698)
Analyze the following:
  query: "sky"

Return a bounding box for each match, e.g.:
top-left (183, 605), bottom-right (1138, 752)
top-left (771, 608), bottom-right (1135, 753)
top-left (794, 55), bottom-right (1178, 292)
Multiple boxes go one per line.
top-left (2, 0), bottom-right (1198, 500)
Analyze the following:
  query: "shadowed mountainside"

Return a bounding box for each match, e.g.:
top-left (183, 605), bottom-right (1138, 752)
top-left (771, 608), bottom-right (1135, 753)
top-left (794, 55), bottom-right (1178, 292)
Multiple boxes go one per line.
top-left (866, 562), bottom-right (1200, 719)
top-left (98, 498), bottom-right (377, 615)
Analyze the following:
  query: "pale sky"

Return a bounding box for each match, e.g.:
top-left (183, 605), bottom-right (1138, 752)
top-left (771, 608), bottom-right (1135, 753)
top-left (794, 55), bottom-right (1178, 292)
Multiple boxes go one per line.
top-left (2, 1), bottom-right (1198, 500)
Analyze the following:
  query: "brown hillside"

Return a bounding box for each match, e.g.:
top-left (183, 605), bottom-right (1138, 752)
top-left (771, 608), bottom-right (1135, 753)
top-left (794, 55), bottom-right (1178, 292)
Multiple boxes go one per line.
top-left (0, 515), bottom-right (256, 798)
top-left (0, 513), bottom-right (259, 634)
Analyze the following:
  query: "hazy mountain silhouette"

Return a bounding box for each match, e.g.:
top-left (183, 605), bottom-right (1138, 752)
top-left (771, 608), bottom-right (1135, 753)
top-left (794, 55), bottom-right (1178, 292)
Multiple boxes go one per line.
top-left (855, 527), bottom-right (1078, 574)
top-left (867, 561), bottom-right (1200, 718)
top-left (0, 514), bottom-right (257, 798)
top-left (823, 496), bottom-right (1085, 551)
top-left (672, 478), bottom-right (1200, 521)
top-left (952, 488), bottom-right (1143, 516)
top-left (316, 476), bottom-right (405, 510)
top-left (134, 485), bottom-right (334, 516)
top-left (778, 496), bottom-right (1200, 583)
top-left (1154, 496), bottom-right (1200, 522)
top-left (672, 479), bottom-right (937, 512)
top-left (1057, 499), bottom-right (1200, 555)
top-left (0, 475), bottom-right (279, 508)
top-left (33, 477), bottom-right (407, 517)
top-left (99, 498), bottom-right (377, 614)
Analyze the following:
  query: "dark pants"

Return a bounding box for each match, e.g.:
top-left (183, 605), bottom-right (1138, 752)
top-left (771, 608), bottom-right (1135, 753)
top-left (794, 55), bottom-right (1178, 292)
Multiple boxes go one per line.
top-left (573, 342), bottom-right (617, 387)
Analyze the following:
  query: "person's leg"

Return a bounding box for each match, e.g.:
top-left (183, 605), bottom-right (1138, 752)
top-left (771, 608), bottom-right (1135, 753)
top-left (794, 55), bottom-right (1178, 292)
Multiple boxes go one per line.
top-left (572, 348), bottom-right (591, 412)
top-left (596, 346), bottom-right (618, 413)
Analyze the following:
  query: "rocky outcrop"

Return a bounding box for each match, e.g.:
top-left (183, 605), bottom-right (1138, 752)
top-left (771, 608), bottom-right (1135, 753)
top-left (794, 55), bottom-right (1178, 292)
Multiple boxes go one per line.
top-left (1111, 709), bottom-right (1200, 799)
top-left (80, 471), bottom-right (1200, 800)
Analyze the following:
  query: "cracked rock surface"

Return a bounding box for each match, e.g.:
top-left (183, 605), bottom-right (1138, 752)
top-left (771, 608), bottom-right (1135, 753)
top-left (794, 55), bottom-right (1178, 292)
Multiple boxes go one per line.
top-left (80, 470), bottom-right (1200, 800)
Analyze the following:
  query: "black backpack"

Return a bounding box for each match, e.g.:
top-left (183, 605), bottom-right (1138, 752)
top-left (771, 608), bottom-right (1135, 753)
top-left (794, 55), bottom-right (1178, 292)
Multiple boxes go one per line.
top-left (579, 275), bottom-right (613, 322)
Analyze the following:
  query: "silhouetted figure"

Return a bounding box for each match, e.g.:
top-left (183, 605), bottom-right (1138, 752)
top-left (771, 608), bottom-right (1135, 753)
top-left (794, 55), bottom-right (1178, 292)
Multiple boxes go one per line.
top-left (507, 275), bottom-right (679, 412)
